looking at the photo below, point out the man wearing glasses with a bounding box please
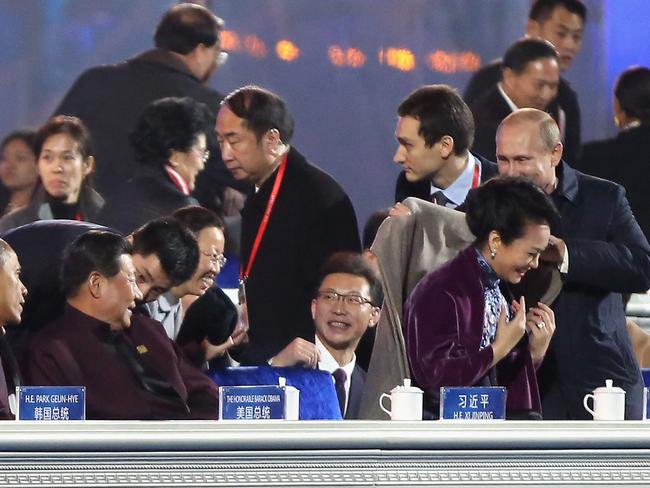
[144,207,246,369]
[271,252,381,419]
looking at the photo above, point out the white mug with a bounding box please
[379,378,423,420]
[583,379,626,421]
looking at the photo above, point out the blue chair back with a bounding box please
[209,366,342,420]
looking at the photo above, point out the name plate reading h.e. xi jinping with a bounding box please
[439,386,506,420]
[16,386,86,421]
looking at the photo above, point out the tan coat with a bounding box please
[358,198,474,419]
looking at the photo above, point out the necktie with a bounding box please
[431,190,451,207]
[332,368,347,417]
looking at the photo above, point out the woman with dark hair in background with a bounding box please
[97,97,212,234]
[0,130,39,216]
[403,177,559,419]
[0,116,102,232]
[578,66,650,238]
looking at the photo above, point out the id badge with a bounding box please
[238,278,250,332]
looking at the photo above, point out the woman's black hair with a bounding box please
[465,176,559,246]
[130,97,211,170]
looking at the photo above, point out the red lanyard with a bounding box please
[240,154,288,281]
[165,166,190,196]
[471,160,481,189]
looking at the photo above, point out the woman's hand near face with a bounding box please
[525,302,556,365]
[490,296,527,367]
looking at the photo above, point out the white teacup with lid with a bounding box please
[583,379,626,420]
[379,378,423,420]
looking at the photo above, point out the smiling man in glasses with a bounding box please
[270,252,381,419]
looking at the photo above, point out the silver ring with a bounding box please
[536,321,546,329]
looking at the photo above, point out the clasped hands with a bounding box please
[492,296,556,367]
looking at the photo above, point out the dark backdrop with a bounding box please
[1,0,647,230]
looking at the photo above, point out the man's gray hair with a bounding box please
[0,239,14,267]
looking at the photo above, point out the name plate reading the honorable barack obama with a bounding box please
[439,386,506,420]
[16,386,86,421]
[219,383,299,420]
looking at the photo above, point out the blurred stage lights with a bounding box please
[276,40,300,62]
[378,47,416,71]
[220,30,241,52]
[244,35,267,58]
[426,50,481,73]
[220,30,481,72]
[328,46,366,68]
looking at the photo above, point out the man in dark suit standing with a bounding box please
[465,0,586,164]
[393,85,497,207]
[496,108,650,419]
[215,85,360,366]
[54,3,243,214]
[469,39,560,161]
[24,231,218,420]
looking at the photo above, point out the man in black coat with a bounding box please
[53,3,243,211]
[469,39,560,162]
[497,108,650,420]
[215,85,361,365]
[393,85,497,207]
[465,0,586,164]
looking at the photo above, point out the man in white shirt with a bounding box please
[470,38,560,161]
[271,252,380,419]
[393,85,498,208]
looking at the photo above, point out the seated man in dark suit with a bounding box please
[578,66,650,239]
[496,108,650,419]
[469,39,560,161]
[394,85,497,206]
[0,239,28,419]
[271,252,381,419]
[24,231,218,420]
[465,0,586,164]
[2,217,199,360]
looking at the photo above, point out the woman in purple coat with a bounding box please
[404,177,560,419]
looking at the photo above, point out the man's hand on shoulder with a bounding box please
[540,235,566,266]
[389,202,411,217]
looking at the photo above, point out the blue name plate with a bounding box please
[439,386,507,420]
[16,386,86,421]
[219,385,285,420]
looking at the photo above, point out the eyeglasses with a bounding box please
[201,249,227,267]
[317,290,373,307]
[216,51,228,67]
[191,145,210,163]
